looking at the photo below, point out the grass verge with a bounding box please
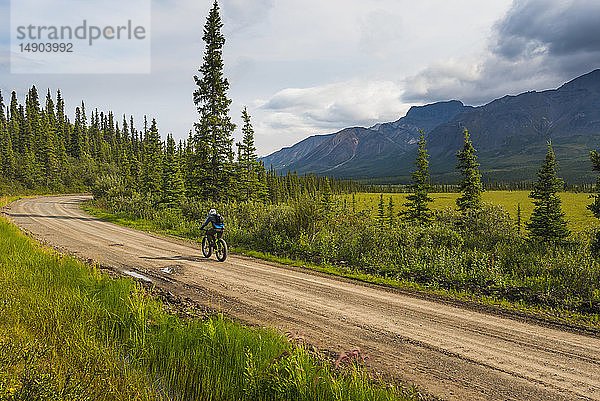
[0,196,422,401]
[80,202,600,331]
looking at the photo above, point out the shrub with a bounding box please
[91,173,131,200]
[434,203,518,250]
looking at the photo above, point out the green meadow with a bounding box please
[346,191,597,232]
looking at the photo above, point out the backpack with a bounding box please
[214,213,224,226]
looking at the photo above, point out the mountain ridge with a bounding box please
[261,69,600,183]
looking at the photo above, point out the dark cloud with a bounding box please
[403,0,600,105]
[495,0,600,59]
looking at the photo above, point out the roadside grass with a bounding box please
[80,200,600,330]
[0,197,421,401]
[346,191,596,232]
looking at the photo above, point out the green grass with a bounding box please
[0,197,421,401]
[346,191,596,232]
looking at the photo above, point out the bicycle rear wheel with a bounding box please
[201,236,212,258]
[215,238,228,262]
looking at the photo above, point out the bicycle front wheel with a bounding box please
[215,238,228,262]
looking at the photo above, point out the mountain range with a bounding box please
[261,69,600,183]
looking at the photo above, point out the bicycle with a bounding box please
[201,229,228,262]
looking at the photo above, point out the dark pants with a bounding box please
[206,228,223,246]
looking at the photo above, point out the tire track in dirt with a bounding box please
[4,195,600,401]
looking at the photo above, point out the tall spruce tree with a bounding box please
[403,131,433,223]
[191,0,235,200]
[456,128,483,213]
[526,141,569,241]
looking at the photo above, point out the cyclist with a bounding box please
[200,209,224,247]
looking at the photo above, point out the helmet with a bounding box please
[209,209,217,215]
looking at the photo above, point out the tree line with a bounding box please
[0,86,362,203]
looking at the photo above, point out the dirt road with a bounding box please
[4,195,600,400]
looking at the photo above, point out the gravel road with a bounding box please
[4,195,600,401]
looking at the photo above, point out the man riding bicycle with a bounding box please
[200,209,224,247]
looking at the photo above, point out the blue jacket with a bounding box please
[201,214,224,230]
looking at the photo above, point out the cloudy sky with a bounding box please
[1,0,600,155]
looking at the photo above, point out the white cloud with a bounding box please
[252,79,410,155]
[358,10,403,60]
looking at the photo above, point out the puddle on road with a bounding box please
[160,265,182,274]
[124,270,153,282]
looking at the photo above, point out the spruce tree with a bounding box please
[182,131,195,197]
[162,134,186,205]
[588,149,600,219]
[55,90,68,177]
[21,88,42,187]
[403,131,433,223]
[516,203,522,234]
[320,177,333,215]
[387,196,395,226]
[72,107,84,158]
[377,193,386,228]
[8,92,23,155]
[39,109,59,188]
[0,90,15,178]
[141,118,163,195]
[526,141,569,241]
[456,128,483,213]
[586,149,600,250]
[255,162,270,202]
[25,86,41,157]
[236,107,263,201]
[190,0,235,200]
